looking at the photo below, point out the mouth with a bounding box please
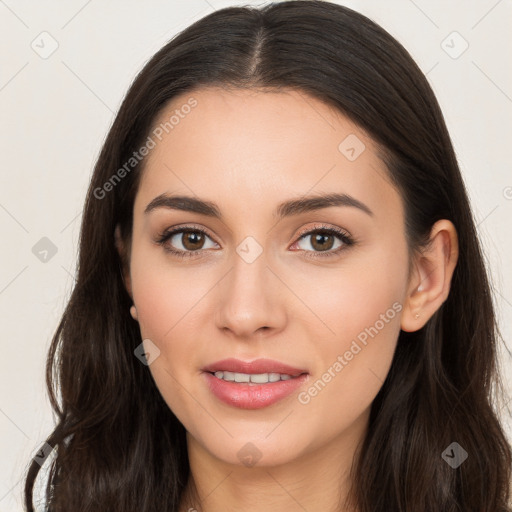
[201,357,308,377]
[205,370,306,385]
[201,358,309,409]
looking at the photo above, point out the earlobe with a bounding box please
[400,219,459,333]
[400,277,428,332]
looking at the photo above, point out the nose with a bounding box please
[214,244,287,339]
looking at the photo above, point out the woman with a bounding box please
[24,1,512,510]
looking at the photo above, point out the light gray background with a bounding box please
[1,1,511,510]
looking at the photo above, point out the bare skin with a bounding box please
[115,87,459,512]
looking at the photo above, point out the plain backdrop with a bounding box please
[0,0,511,510]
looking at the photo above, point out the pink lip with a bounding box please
[201,358,307,376]
[203,372,309,409]
[201,358,309,409]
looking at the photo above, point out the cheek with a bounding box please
[292,294,402,451]
[129,244,211,340]
[294,245,406,347]
[293,246,406,417]
[129,255,207,420]
[129,248,215,405]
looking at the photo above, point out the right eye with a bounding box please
[156,226,219,258]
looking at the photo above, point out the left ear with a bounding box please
[400,219,459,332]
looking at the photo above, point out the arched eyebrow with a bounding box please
[144,192,374,219]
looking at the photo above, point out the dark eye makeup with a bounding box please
[154,222,356,261]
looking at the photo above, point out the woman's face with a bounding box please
[126,86,412,467]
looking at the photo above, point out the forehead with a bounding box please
[135,87,402,223]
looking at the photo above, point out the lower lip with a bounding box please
[203,372,309,409]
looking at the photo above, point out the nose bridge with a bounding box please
[229,238,271,310]
[215,235,283,335]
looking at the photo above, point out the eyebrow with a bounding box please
[144,192,374,219]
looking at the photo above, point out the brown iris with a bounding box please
[309,232,335,251]
[181,230,206,251]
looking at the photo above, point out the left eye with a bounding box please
[293,230,346,253]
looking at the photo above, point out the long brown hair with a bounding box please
[24,1,511,510]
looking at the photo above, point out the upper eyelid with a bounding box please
[295,224,350,238]
[158,223,351,246]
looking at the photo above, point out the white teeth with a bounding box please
[212,371,297,384]
[251,373,273,384]
[234,372,250,383]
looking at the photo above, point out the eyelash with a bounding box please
[155,223,355,260]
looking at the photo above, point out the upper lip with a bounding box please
[202,358,308,377]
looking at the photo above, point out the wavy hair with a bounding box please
[24,1,511,510]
